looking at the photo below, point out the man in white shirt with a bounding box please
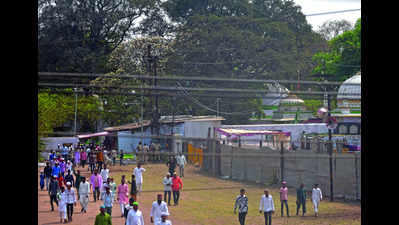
[162,173,173,206]
[100,165,110,200]
[150,194,169,224]
[126,202,145,225]
[57,186,67,223]
[134,163,146,195]
[79,176,90,213]
[176,153,187,177]
[156,212,172,225]
[259,189,275,225]
[65,182,77,222]
[311,184,323,217]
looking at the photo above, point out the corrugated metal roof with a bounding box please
[103,116,225,132]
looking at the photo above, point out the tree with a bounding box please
[91,36,176,126]
[312,18,361,82]
[160,0,326,123]
[317,19,353,41]
[38,0,157,73]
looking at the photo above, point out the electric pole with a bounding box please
[328,92,334,202]
[147,44,160,138]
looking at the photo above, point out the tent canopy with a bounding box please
[216,128,290,138]
[77,131,110,139]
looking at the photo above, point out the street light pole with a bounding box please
[328,91,334,202]
[74,87,78,135]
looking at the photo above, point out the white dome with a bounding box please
[337,72,361,100]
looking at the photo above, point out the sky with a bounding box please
[293,0,361,31]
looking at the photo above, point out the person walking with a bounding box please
[156,212,172,225]
[279,181,289,217]
[57,186,68,223]
[60,159,66,178]
[176,153,187,178]
[74,150,80,168]
[166,157,176,176]
[97,149,104,171]
[89,150,97,174]
[39,171,45,191]
[48,175,59,211]
[128,174,137,201]
[124,198,136,224]
[103,185,114,216]
[259,189,275,225]
[44,161,52,190]
[296,183,307,216]
[81,149,87,168]
[234,189,248,225]
[52,161,61,178]
[100,164,110,184]
[311,184,322,217]
[74,170,82,197]
[110,177,117,202]
[90,170,103,202]
[126,202,144,225]
[94,205,113,225]
[171,172,183,206]
[57,172,66,188]
[133,163,146,195]
[162,173,172,206]
[65,182,77,222]
[118,176,130,217]
[120,150,124,166]
[150,194,169,224]
[64,170,75,187]
[79,176,90,213]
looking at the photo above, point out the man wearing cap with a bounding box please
[279,181,289,217]
[150,194,169,224]
[57,186,68,223]
[171,172,183,206]
[162,173,172,206]
[156,212,172,225]
[65,182,77,222]
[126,202,144,225]
[48,175,59,211]
[94,205,112,225]
[79,176,90,213]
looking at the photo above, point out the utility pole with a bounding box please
[74,87,78,135]
[147,44,160,138]
[328,92,334,202]
[216,98,220,117]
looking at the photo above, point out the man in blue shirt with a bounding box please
[52,161,61,178]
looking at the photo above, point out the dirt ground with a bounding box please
[38,163,361,225]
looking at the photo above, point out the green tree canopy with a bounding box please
[312,18,361,81]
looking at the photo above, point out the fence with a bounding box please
[200,140,361,201]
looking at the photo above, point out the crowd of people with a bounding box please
[41,143,325,225]
[234,181,323,225]
[40,143,187,225]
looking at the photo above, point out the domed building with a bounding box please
[331,71,361,135]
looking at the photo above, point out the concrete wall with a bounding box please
[217,145,361,200]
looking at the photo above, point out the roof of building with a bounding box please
[103,115,225,132]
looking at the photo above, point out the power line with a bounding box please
[38,72,360,86]
[38,82,360,97]
[305,9,361,17]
